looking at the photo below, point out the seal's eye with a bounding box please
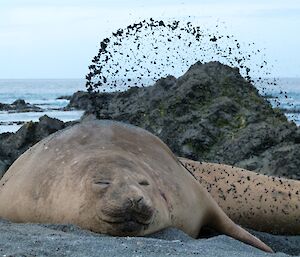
[139,180,149,186]
[94,180,111,188]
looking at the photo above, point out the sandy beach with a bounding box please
[0,219,299,257]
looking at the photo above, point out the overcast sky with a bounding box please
[0,0,299,79]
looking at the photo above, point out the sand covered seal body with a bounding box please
[0,120,272,252]
[179,158,300,235]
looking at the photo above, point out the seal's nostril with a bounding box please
[129,196,143,207]
[139,180,149,186]
[136,196,143,203]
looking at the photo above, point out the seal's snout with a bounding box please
[99,184,155,234]
[128,195,145,211]
[126,194,154,224]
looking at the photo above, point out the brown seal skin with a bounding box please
[179,158,300,235]
[0,120,272,252]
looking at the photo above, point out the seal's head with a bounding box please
[84,153,171,236]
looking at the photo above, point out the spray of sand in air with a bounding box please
[86,18,292,117]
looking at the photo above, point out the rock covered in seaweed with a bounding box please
[68,61,300,179]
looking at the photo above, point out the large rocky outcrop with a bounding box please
[67,61,300,179]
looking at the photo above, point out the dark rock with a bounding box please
[0,115,70,176]
[67,61,300,179]
[12,99,26,106]
[0,160,9,179]
[258,144,300,179]
[35,115,65,141]
[56,95,72,100]
[0,99,42,113]
[66,91,93,110]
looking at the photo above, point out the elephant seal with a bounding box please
[0,120,272,252]
[179,158,300,235]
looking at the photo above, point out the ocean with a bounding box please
[258,78,300,126]
[0,79,85,133]
[0,78,299,134]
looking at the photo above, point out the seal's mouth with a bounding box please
[99,201,155,230]
[101,217,152,226]
[97,194,155,234]
[99,215,153,234]
[97,207,155,233]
